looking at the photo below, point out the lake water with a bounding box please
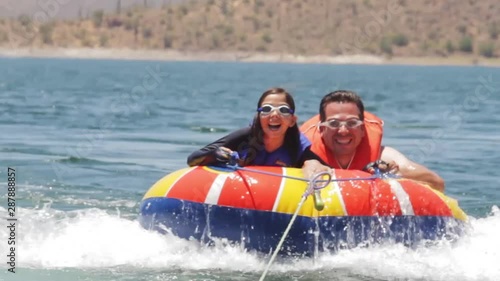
[1,58,499,280]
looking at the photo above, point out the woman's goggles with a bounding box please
[319,119,363,129]
[257,104,294,116]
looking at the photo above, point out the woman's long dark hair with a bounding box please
[243,88,301,166]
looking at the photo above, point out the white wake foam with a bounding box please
[0,206,498,281]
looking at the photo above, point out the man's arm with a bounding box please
[380,146,445,192]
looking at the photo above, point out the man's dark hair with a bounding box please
[319,90,365,121]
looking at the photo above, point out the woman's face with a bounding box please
[258,93,297,139]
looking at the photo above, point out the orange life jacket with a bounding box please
[299,111,384,170]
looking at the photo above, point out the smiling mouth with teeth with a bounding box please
[269,124,282,130]
[336,138,352,145]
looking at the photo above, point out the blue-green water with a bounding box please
[1,58,499,281]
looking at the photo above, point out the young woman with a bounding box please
[187,88,328,175]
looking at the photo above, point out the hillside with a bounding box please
[0,0,499,60]
[0,0,172,19]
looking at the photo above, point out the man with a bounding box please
[300,90,445,192]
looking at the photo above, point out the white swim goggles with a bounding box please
[319,118,364,129]
[257,104,294,116]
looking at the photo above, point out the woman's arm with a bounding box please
[187,127,251,166]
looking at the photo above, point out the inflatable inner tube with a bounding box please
[139,166,468,255]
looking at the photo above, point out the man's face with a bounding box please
[320,102,365,158]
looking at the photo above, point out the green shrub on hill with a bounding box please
[39,23,54,45]
[0,30,8,43]
[488,23,499,40]
[479,41,495,57]
[445,40,455,54]
[92,10,104,28]
[99,34,109,47]
[458,36,473,53]
[392,33,409,47]
[163,35,173,48]
[380,37,392,55]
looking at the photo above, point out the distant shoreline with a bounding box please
[1,48,500,67]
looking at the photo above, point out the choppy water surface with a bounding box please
[1,58,499,280]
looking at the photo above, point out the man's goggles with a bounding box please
[319,119,363,129]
